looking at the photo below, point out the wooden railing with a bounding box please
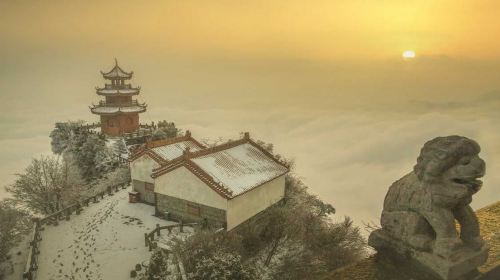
[142,222,199,280]
[100,84,135,90]
[138,122,157,130]
[22,180,130,279]
[78,122,171,141]
[123,123,158,144]
[123,129,153,139]
[95,100,145,107]
[77,122,172,135]
[81,122,101,130]
[143,221,200,252]
[22,219,41,280]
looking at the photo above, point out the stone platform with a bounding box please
[369,229,489,280]
[324,201,500,280]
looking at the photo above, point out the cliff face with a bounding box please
[324,201,500,280]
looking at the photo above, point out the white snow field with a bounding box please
[36,186,176,280]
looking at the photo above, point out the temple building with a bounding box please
[129,132,289,230]
[90,60,147,136]
[129,131,206,204]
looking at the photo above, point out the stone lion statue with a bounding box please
[377,135,486,258]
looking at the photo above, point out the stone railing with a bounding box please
[22,181,130,280]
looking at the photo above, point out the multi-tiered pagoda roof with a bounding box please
[90,60,147,115]
[95,60,141,96]
[101,62,133,79]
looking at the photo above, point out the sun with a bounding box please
[402,50,416,59]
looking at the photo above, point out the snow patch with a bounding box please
[36,187,176,280]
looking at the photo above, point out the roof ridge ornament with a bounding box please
[100,59,133,80]
[183,147,191,158]
[243,132,250,140]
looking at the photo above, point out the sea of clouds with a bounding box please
[160,103,500,226]
[1,101,500,231]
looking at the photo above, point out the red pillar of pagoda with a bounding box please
[90,60,147,136]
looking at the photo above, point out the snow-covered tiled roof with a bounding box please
[101,60,133,79]
[120,106,146,113]
[152,141,204,161]
[91,106,119,114]
[129,131,206,164]
[190,143,288,196]
[96,88,140,95]
[90,105,146,115]
[152,135,289,199]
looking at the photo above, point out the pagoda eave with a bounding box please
[90,106,147,115]
[101,74,133,80]
[100,63,133,79]
[96,90,140,96]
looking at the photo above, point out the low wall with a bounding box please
[156,193,226,228]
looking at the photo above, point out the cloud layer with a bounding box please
[2,97,500,231]
[148,103,500,226]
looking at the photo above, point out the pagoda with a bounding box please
[90,60,147,136]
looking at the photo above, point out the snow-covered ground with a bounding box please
[2,234,30,280]
[157,226,194,250]
[37,186,176,280]
[133,225,194,280]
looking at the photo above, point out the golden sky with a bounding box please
[2,0,500,60]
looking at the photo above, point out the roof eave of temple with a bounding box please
[95,88,141,96]
[100,60,133,79]
[100,69,133,80]
[90,105,147,115]
[90,109,147,116]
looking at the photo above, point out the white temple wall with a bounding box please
[226,175,286,230]
[154,166,228,210]
[130,154,158,183]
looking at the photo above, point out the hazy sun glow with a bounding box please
[402,50,416,59]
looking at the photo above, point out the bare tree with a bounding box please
[6,155,84,215]
[0,201,31,263]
